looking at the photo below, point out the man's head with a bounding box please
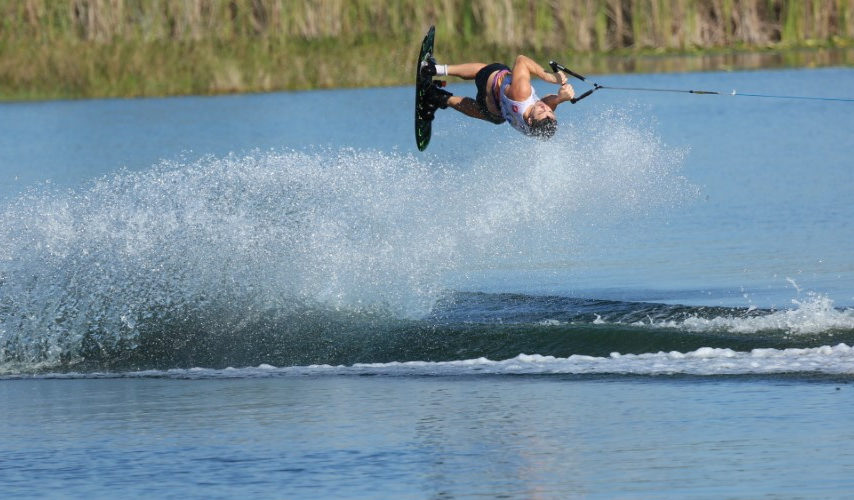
[527,101,557,139]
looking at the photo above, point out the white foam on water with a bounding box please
[259,343,854,376]
[14,343,853,379]
[646,293,854,335]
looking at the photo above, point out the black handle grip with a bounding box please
[570,88,595,104]
[549,60,587,82]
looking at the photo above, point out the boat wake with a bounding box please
[3,112,848,377]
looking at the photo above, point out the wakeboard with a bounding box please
[415,25,445,151]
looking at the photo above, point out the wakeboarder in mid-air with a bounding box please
[421,54,576,139]
[415,25,576,151]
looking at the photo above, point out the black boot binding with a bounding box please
[425,83,452,109]
[420,55,438,79]
[417,54,453,122]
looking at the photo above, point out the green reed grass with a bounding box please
[2,0,854,100]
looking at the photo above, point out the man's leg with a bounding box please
[447,96,486,120]
[426,62,492,121]
[447,63,487,80]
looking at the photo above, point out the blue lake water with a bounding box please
[2,67,854,497]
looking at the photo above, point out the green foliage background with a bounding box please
[2,0,853,100]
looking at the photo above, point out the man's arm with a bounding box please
[507,55,566,101]
[541,83,576,111]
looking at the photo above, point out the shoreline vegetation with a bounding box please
[2,0,854,101]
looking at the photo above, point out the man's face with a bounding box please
[528,101,555,124]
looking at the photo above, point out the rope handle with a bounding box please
[549,61,599,104]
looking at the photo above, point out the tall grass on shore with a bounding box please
[2,0,854,100]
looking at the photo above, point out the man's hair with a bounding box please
[530,116,557,140]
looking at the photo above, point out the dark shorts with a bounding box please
[475,63,509,124]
